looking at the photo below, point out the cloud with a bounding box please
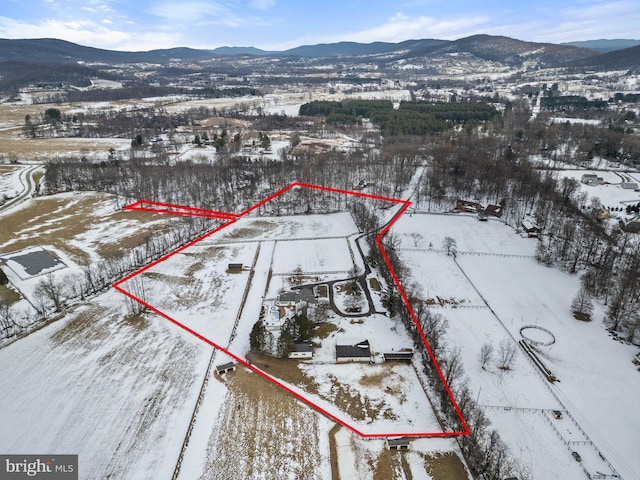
[483,0,640,42]
[250,0,275,9]
[0,16,181,51]
[328,12,490,43]
[147,1,271,28]
[148,1,228,23]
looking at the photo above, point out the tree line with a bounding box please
[299,99,500,135]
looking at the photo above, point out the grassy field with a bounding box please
[0,103,138,160]
[0,192,187,263]
[200,366,325,480]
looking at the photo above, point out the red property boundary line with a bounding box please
[123,199,239,220]
[113,182,469,438]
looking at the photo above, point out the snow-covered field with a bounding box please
[395,212,640,479]
[271,237,354,274]
[554,169,640,212]
[0,165,26,200]
[120,242,257,345]
[0,290,209,479]
[210,212,358,242]
[394,213,535,256]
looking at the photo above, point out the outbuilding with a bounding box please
[385,437,411,451]
[521,219,542,238]
[289,342,313,359]
[336,340,371,363]
[228,263,243,272]
[485,204,503,218]
[215,362,236,375]
[383,350,414,362]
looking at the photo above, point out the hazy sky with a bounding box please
[1,0,639,51]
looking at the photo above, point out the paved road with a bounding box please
[0,164,42,213]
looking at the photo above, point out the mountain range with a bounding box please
[0,35,638,71]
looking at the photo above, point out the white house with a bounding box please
[288,342,313,359]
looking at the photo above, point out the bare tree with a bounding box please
[442,346,465,388]
[418,309,448,361]
[496,338,517,370]
[479,342,493,370]
[409,233,424,248]
[33,274,64,313]
[125,277,148,316]
[289,266,304,287]
[571,286,594,321]
[0,300,18,338]
[442,236,457,256]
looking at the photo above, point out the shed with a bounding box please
[621,182,639,190]
[521,219,542,238]
[385,437,411,451]
[336,340,371,363]
[289,342,313,359]
[228,263,243,272]
[215,362,236,375]
[384,350,414,362]
[485,204,503,217]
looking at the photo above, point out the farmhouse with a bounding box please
[384,437,411,451]
[288,342,313,359]
[581,173,604,185]
[521,219,542,238]
[336,339,371,363]
[215,362,236,375]
[275,289,317,318]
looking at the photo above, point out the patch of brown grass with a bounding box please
[573,311,592,322]
[0,165,22,174]
[328,374,393,422]
[315,321,337,339]
[369,277,382,292]
[423,452,469,480]
[359,372,386,387]
[372,449,404,480]
[0,284,21,304]
[246,351,318,394]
